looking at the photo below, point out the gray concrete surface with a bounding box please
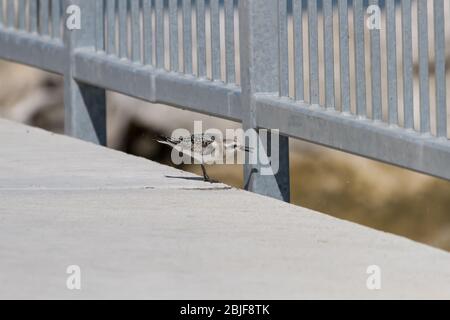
[0,118,449,299]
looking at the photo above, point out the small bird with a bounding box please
[156,134,252,183]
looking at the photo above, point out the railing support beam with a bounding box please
[239,0,290,202]
[63,0,106,146]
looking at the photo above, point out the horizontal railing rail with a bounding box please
[0,0,449,202]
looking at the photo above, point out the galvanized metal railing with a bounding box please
[0,0,449,203]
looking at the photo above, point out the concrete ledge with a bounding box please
[0,119,449,299]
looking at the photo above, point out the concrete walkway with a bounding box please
[0,118,449,299]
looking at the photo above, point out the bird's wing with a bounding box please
[171,143,207,164]
[158,136,215,162]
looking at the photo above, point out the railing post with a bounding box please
[63,0,106,145]
[239,0,290,202]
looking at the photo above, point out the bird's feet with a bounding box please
[201,165,218,184]
[203,175,219,184]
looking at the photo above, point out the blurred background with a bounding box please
[1,59,450,252]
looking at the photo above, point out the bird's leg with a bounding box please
[201,164,216,183]
[201,164,210,182]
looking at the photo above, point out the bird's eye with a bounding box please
[211,136,215,141]
[179,136,183,141]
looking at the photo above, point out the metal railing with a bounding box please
[0,0,449,203]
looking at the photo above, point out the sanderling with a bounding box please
[156,134,252,183]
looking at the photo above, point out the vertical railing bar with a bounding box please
[369,0,382,121]
[323,0,335,109]
[131,0,141,62]
[386,0,398,125]
[210,0,221,80]
[106,0,116,55]
[434,0,447,137]
[0,0,3,26]
[338,0,350,113]
[118,0,127,59]
[224,0,235,83]
[401,0,414,129]
[39,0,49,35]
[7,0,15,28]
[169,0,178,71]
[143,0,152,65]
[293,0,304,101]
[30,0,38,32]
[278,0,288,97]
[63,0,107,146]
[18,0,26,30]
[418,0,430,133]
[51,0,61,38]
[196,0,206,77]
[95,0,104,51]
[338,0,351,113]
[239,0,290,202]
[354,0,366,116]
[182,0,192,74]
[308,0,319,105]
[155,0,164,68]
